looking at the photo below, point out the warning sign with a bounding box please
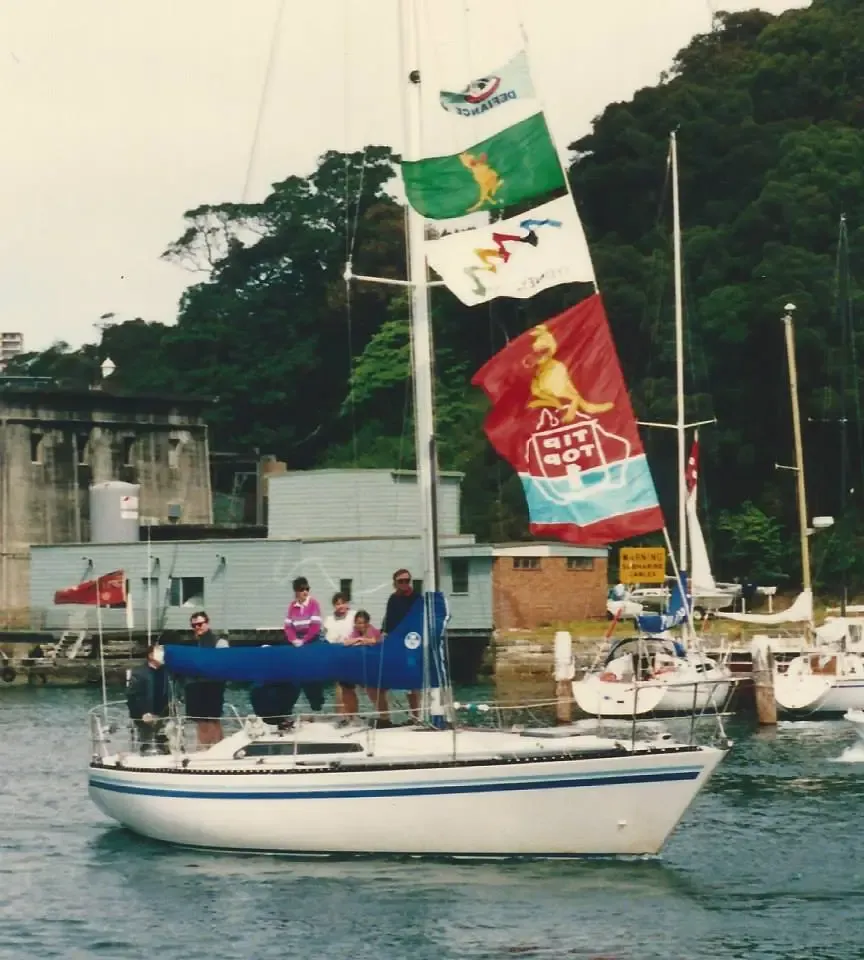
[619,547,666,584]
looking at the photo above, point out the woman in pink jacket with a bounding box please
[283,576,325,714]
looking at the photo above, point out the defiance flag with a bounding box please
[439,50,535,118]
[401,113,564,220]
[425,196,594,306]
[54,570,127,607]
[471,294,664,545]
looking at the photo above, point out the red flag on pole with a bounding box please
[54,570,127,607]
[471,293,664,545]
[686,432,699,497]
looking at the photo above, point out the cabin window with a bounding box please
[168,437,182,469]
[412,579,423,595]
[567,557,594,571]
[168,576,204,608]
[76,432,90,465]
[513,557,540,570]
[339,578,353,601]
[450,558,470,595]
[141,576,159,599]
[30,431,44,464]
[122,436,135,466]
[236,742,364,757]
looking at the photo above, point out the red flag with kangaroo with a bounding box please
[54,570,127,607]
[471,294,664,545]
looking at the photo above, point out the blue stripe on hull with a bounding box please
[89,767,701,801]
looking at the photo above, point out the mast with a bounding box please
[838,215,850,617]
[671,131,687,570]
[783,306,811,596]
[398,0,440,595]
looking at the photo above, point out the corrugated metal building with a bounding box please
[29,469,607,634]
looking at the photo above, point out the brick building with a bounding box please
[491,544,607,629]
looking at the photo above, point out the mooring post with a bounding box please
[751,636,777,725]
[554,630,574,724]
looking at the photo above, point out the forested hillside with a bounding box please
[12,0,864,591]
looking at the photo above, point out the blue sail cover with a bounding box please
[164,593,448,689]
[635,572,690,636]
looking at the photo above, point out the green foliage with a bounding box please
[18,0,864,591]
[715,502,790,584]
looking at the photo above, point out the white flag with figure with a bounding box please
[425,196,595,306]
[439,50,535,117]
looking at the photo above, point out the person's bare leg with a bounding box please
[341,684,359,715]
[407,690,420,719]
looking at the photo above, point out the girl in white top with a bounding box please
[322,592,356,644]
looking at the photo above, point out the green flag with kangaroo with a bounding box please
[401,112,564,220]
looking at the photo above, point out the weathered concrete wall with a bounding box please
[0,387,211,626]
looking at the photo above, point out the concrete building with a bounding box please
[0,333,24,369]
[29,469,607,635]
[1,383,212,626]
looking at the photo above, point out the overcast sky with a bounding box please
[0,0,808,352]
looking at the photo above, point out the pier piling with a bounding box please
[554,631,574,724]
[751,636,777,725]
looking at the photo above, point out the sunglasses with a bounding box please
[191,620,207,628]
[395,577,411,584]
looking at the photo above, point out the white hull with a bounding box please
[775,651,864,716]
[572,673,733,718]
[88,724,725,856]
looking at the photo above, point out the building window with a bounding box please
[450,558,470,595]
[122,436,135,466]
[76,432,90,465]
[168,576,204,608]
[340,578,353,601]
[168,438,181,469]
[567,557,594,571]
[412,579,423,595]
[513,557,540,570]
[141,576,159,599]
[30,431,44,464]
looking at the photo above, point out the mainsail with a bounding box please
[685,433,717,592]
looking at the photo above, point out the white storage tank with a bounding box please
[89,481,140,543]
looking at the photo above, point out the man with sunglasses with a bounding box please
[185,611,229,746]
[378,569,421,721]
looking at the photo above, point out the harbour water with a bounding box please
[2,687,864,959]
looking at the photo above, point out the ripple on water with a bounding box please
[1,692,864,959]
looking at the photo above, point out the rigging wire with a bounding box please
[240,0,286,203]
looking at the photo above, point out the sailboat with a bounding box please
[572,133,734,719]
[87,2,727,856]
[722,265,864,717]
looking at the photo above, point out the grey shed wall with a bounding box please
[267,470,462,539]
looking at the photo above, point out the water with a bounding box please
[2,688,864,960]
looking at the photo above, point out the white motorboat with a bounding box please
[88,708,725,857]
[572,635,733,718]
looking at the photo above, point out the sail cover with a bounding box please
[717,589,813,625]
[635,572,690,634]
[164,594,448,688]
